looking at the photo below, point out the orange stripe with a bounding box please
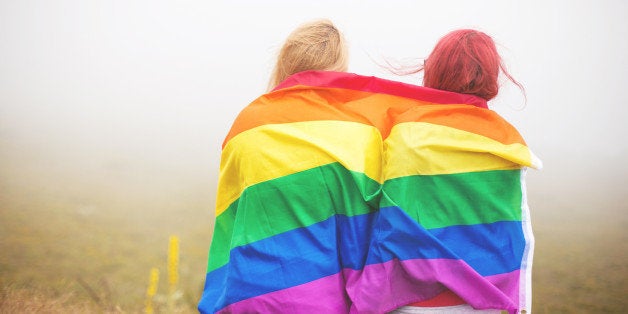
[223,87,413,147]
[224,87,525,147]
[395,105,527,145]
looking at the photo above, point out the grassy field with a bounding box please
[0,165,626,313]
[528,178,627,313]
[0,156,213,313]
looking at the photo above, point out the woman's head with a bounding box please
[268,19,348,90]
[423,29,522,101]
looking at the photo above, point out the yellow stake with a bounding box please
[168,235,180,311]
[144,267,159,314]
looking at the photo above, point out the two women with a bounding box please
[199,20,540,314]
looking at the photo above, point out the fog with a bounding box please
[1,0,627,238]
[1,1,627,311]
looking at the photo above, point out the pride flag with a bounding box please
[198,71,541,314]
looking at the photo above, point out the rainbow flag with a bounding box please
[198,71,541,314]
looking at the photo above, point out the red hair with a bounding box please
[423,29,523,101]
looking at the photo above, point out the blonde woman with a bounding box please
[198,19,351,313]
[267,19,348,90]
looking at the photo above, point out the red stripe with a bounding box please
[274,70,488,109]
[409,289,465,306]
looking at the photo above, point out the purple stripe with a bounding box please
[217,273,350,314]
[343,259,519,313]
[485,270,521,308]
[216,260,520,313]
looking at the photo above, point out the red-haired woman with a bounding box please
[392,29,528,314]
[423,28,524,101]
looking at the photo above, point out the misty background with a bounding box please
[1,0,626,312]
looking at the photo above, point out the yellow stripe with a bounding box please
[216,121,383,215]
[384,122,534,179]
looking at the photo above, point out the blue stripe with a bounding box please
[202,214,369,311]
[429,220,525,275]
[201,207,524,311]
[367,206,525,275]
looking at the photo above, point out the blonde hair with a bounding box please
[268,19,348,90]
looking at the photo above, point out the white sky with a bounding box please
[1,0,627,202]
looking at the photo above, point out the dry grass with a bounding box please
[529,185,628,313]
[0,160,626,313]
[0,164,211,313]
[0,285,117,314]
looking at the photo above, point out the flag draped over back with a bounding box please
[198,71,541,314]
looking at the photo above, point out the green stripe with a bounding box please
[207,162,381,272]
[381,169,522,229]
